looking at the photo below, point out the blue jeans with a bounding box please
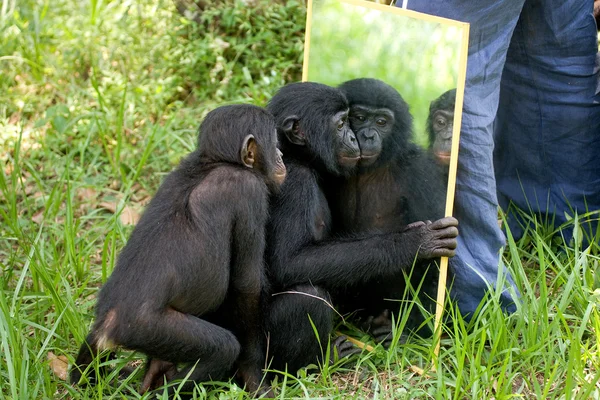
[399,0,600,316]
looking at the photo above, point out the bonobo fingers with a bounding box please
[368,309,390,326]
[421,231,458,259]
[428,216,458,230]
[363,309,393,349]
[330,335,361,364]
[434,225,459,239]
[371,325,393,349]
[403,220,426,230]
[430,238,459,258]
[332,335,357,355]
[371,326,410,349]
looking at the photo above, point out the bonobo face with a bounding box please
[332,110,361,168]
[266,131,287,188]
[431,109,454,165]
[348,105,395,167]
[273,148,287,186]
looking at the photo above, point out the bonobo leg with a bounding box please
[74,307,241,395]
[265,284,357,374]
[70,331,117,385]
[132,312,240,396]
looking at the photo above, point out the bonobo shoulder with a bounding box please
[277,162,319,195]
[270,162,321,219]
[283,162,316,181]
[190,165,268,206]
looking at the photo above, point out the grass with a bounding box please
[1,0,599,398]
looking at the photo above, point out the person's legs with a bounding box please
[494,0,600,243]
[398,1,524,315]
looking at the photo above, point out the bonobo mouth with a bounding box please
[339,155,361,167]
[360,154,379,160]
[359,152,380,166]
[275,171,287,185]
[435,152,451,165]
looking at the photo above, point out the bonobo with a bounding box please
[428,88,456,167]
[70,104,285,397]
[263,82,458,374]
[334,78,458,343]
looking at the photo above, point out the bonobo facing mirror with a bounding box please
[70,105,282,397]
[332,78,458,344]
[276,82,361,174]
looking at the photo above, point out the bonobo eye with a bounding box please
[337,120,345,131]
[436,117,447,127]
[355,115,366,122]
[375,118,387,126]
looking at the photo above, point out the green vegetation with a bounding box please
[1,0,599,399]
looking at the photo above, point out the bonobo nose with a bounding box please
[362,128,376,140]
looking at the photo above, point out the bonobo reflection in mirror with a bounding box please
[427,88,456,179]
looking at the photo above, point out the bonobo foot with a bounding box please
[235,364,274,398]
[255,384,275,398]
[139,358,178,394]
[363,309,409,349]
[364,309,393,348]
[403,216,459,259]
[329,335,361,365]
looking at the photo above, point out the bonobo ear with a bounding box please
[282,116,306,146]
[241,134,257,168]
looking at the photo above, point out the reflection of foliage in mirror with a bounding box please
[307,0,460,146]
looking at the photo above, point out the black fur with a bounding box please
[263,82,457,373]
[333,78,458,341]
[70,104,282,397]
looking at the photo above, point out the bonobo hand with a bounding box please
[401,216,458,259]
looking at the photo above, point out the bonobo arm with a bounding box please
[271,224,456,290]
[225,173,270,395]
[267,166,457,291]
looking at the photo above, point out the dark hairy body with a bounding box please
[332,78,458,341]
[70,105,285,397]
[263,82,458,374]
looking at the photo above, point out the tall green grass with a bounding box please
[1,0,599,398]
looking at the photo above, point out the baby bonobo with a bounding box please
[70,104,286,397]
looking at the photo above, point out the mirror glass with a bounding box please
[304,0,469,210]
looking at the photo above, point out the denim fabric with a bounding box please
[494,1,600,242]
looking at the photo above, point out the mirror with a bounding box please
[303,0,470,358]
[304,0,468,207]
